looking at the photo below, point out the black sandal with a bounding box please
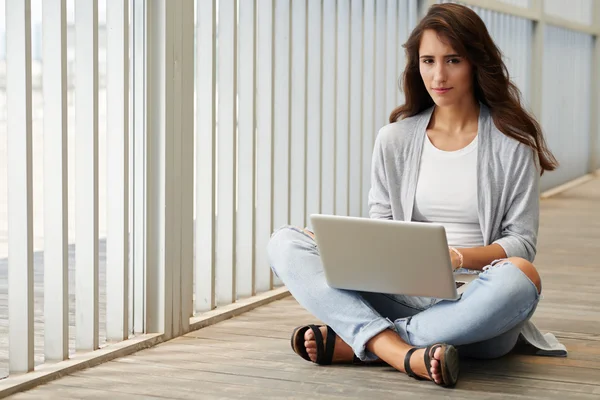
[290,324,363,365]
[403,344,460,388]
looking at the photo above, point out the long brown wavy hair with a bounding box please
[390,3,558,174]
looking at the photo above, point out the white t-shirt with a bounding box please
[412,133,485,248]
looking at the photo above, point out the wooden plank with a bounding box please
[106,0,130,342]
[116,346,600,397]
[89,359,444,398]
[254,0,275,292]
[236,0,257,299]
[42,0,69,362]
[305,0,323,229]
[55,367,350,399]
[107,355,599,399]
[75,0,100,351]
[29,376,171,400]
[7,0,34,374]
[196,0,217,312]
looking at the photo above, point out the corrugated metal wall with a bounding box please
[540,25,594,190]
[544,0,594,26]
[440,1,533,105]
[472,7,533,106]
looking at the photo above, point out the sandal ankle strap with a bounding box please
[403,347,421,379]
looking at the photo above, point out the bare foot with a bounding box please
[304,326,355,363]
[407,346,444,384]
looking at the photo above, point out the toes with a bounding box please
[432,373,442,384]
[305,341,317,350]
[304,330,314,341]
[433,347,443,360]
[430,359,439,369]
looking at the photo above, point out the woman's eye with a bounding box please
[422,59,433,64]
[447,58,461,64]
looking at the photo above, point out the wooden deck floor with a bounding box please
[7,177,600,399]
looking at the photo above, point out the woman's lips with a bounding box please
[432,88,452,94]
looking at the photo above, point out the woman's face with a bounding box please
[418,29,474,107]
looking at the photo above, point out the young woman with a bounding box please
[267,3,564,388]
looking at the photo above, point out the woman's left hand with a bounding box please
[449,247,461,270]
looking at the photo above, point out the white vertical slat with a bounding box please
[397,0,409,107]
[132,0,146,330]
[147,0,192,338]
[196,0,217,311]
[385,0,397,115]
[290,0,307,228]
[216,0,237,306]
[349,0,363,217]
[335,0,349,216]
[7,0,34,373]
[305,0,322,229]
[177,0,195,335]
[321,0,336,216]
[237,0,257,299]
[42,0,69,362]
[128,0,134,336]
[106,0,129,342]
[170,0,184,339]
[146,0,170,338]
[273,0,291,231]
[361,0,375,217]
[374,0,387,141]
[127,0,133,336]
[408,0,418,31]
[144,0,194,337]
[255,0,274,292]
[75,0,100,351]
[592,3,600,173]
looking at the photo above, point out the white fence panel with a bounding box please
[7,0,35,373]
[237,0,257,299]
[75,0,100,352]
[42,0,69,362]
[215,0,237,306]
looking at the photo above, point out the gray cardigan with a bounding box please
[368,104,566,356]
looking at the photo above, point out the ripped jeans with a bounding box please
[267,225,540,361]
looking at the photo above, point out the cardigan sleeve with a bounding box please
[368,132,393,220]
[492,143,540,262]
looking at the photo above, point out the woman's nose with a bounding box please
[433,65,448,85]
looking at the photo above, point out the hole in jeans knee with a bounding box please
[509,263,542,296]
[509,259,542,295]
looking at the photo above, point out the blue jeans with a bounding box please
[267,225,540,361]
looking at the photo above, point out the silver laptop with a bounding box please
[309,214,477,300]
